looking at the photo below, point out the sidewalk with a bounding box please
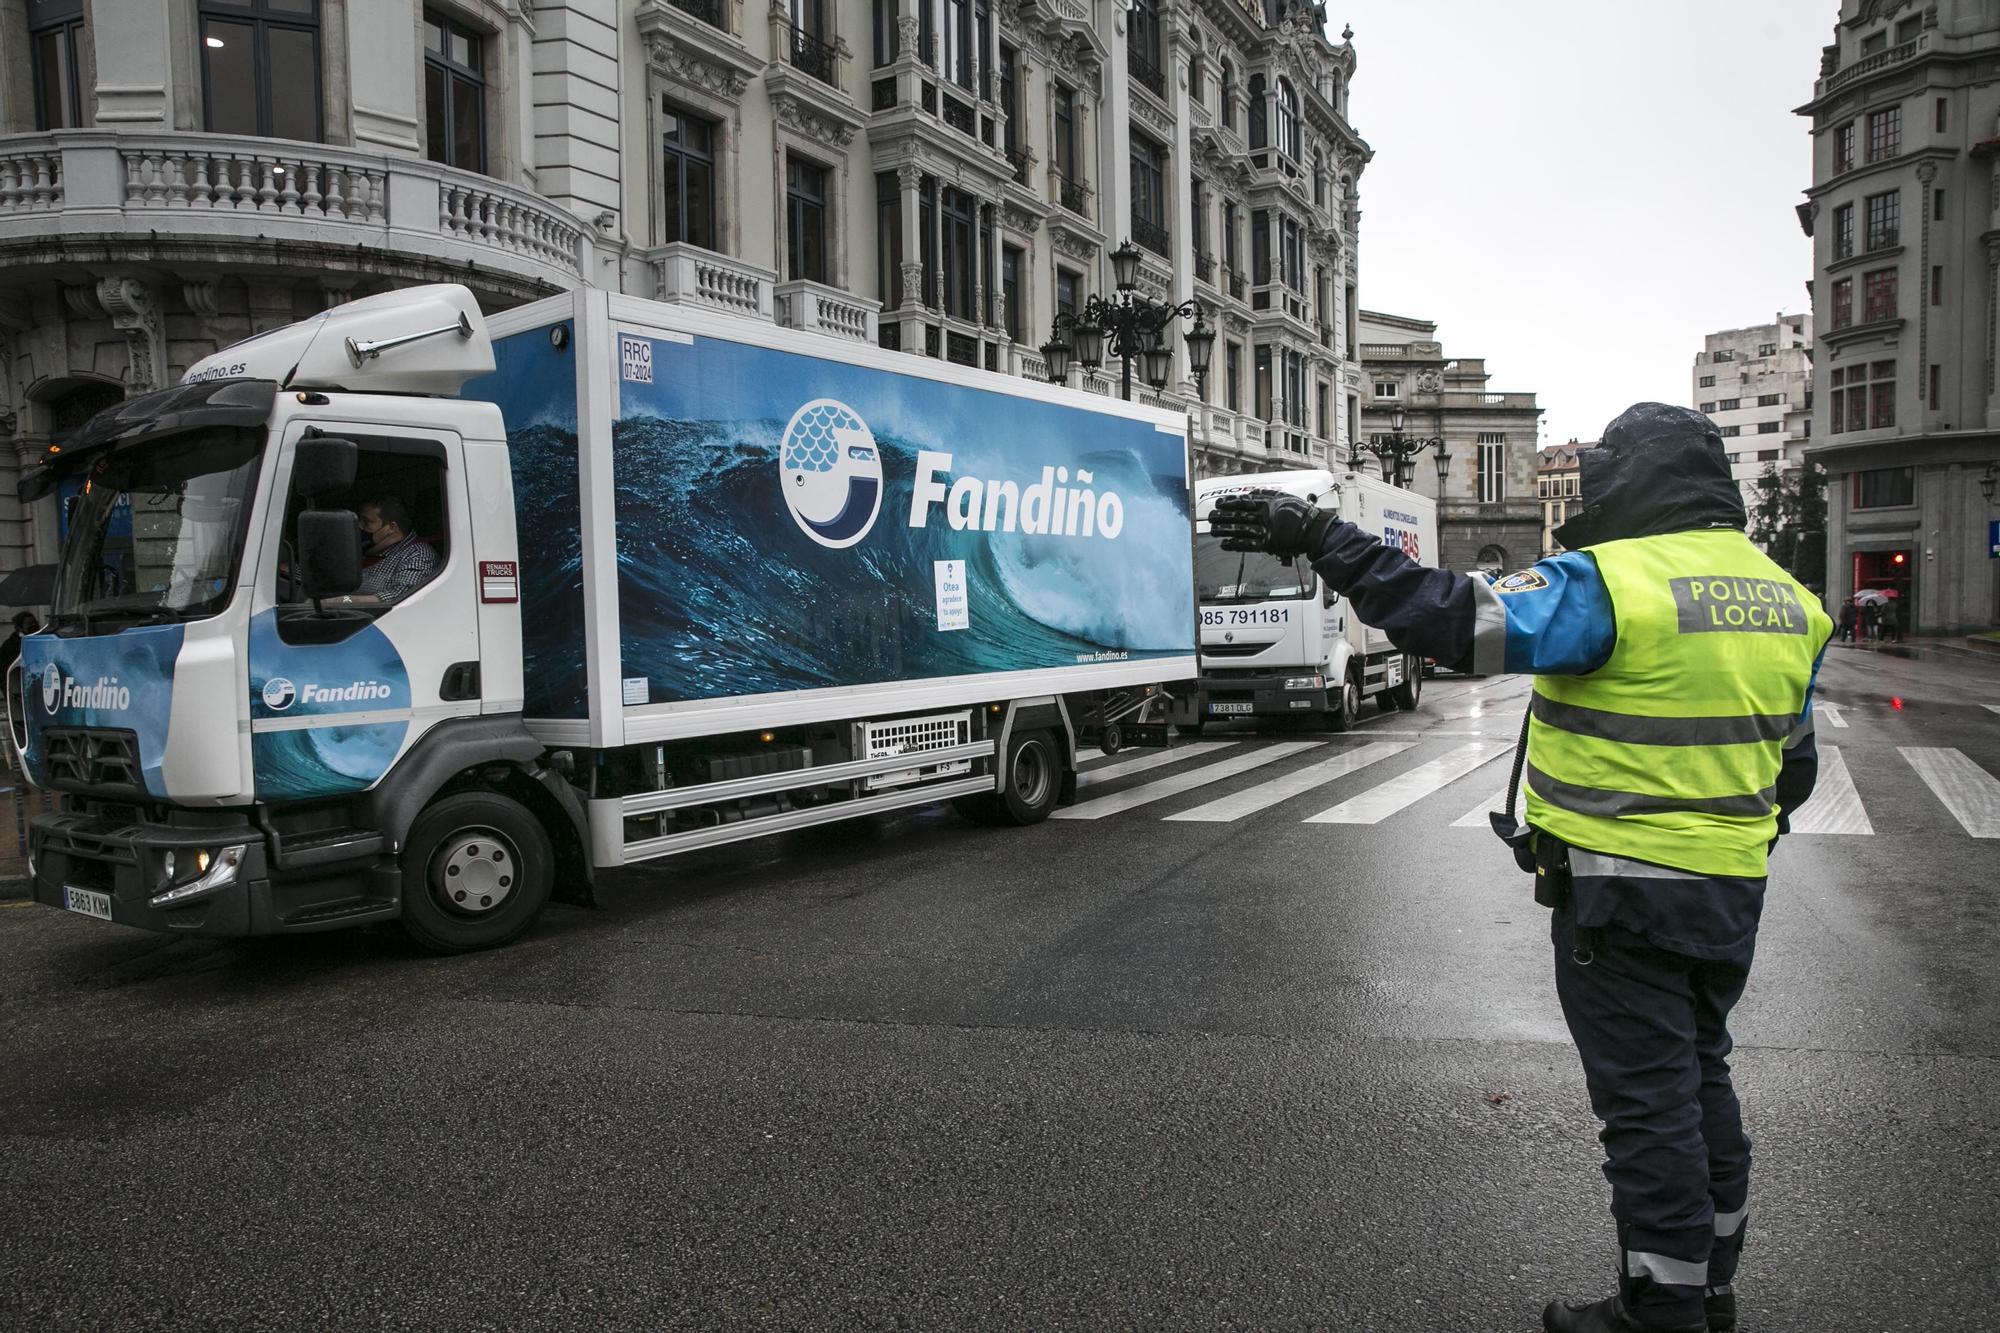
[1829,631,2000,667]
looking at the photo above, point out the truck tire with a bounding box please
[399,792,555,954]
[954,727,1063,827]
[1387,655,1422,712]
[1323,671,1362,733]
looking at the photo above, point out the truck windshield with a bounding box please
[50,428,264,633]
[1195,531,1312,603]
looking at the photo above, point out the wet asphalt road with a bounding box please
[2,649,1997,1332]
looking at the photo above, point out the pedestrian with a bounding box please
[1882,598,1901,643]
[1837,600,1855,643]
[1862,600,1879,642]
[1212,403,1831,1333]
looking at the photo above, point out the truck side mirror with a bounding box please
[297,509,363,601]
[293,436,358,499]
[1321,577,1339,608]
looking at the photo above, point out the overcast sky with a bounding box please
[1337,0,1832,448]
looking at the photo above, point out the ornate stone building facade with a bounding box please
[1357,309,1543,573]
[0,0,1370,578]
[1798,0,2000,633]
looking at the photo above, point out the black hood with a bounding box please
[1552,402,1747,549]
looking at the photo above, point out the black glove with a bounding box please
[1209,493,1342,559]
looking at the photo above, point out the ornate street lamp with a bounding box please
[1358,404,1447,489]
[1041,239,1214,400]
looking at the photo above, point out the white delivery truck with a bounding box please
[1190,469,1438,731]
[11,284,1198,951]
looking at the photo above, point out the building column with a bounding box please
[897,163,924,347]
[90,0,170,128]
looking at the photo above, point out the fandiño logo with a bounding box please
[780,399,883,549]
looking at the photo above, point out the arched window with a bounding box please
[1248,72,1266,149]
[1312,149,1325,207]
[1477,545,1510,572]
[1188,52,1203,103]
[1219,58,1235,131]
[1275,77,1300,159]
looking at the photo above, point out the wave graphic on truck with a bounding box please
[604,414,1193,706]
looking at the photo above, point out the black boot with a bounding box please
[1543,1295,1706,1333]
[1703,1285,1736,1331]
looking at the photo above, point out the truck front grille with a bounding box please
[41,727,144,794]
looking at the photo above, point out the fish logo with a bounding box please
[780,399,883,549]
[262,677,296,711]
[40,667,60,714]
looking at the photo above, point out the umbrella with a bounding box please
[0,563,55,607]
[1853,588,1898,605]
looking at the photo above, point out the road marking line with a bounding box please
[1899,747,2000,839]
[1053,742,1322,819]
[1076,741,1237,786]
[1452,775,1529,828]
[1984,704,2000,716]
[1788,746,1873,835]
[1818,702,1847,729]
[1164,742,1414,822]
[1303,742,1510,824]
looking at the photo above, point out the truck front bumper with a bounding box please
[1198,672,1327,717]
[29,808,270,936]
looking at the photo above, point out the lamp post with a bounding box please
[1357,405,1452,490]
[1041,239,1215,400]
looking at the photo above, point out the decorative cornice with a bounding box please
[768,82,864,148]
[639,6,762,100]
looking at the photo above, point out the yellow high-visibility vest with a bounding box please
[1526,529,1834,878]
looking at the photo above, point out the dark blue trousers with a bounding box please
[1552,902,1754,1326]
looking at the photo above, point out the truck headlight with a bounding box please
[149,844,245,907]
[1284,676,1324,691]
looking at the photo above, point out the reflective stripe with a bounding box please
[1469,578,1508,675]
[1531,694,1795,747]
[1568,848,1710,882]
[1624,1249,1709,1289]
[1528,762,1777,819]
[1714,1205,1748,1237]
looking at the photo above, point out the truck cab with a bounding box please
[10,287,588,950]
[1191,469,1435,731]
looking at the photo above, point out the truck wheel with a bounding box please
[1387,655,1422,712]
[1100,722,1124,755]
[1323,671,1362,733]
[399,792,554,954]
[954,727,1062,827]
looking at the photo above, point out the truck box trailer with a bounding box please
[11,284,1198,951]
[1191,470,1438,730]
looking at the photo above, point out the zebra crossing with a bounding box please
[1064,733,2000,838]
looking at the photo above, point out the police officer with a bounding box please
[1210,404,1831,1333]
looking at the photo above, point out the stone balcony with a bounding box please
[0,131,587,300]
[775,278,880,343]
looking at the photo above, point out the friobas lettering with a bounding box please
[908,450,1126,539]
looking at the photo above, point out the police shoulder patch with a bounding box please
[1494,569,1550,594]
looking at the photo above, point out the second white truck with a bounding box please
[1191,469,1439,731]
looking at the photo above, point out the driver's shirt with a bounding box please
[359,533,438,605]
